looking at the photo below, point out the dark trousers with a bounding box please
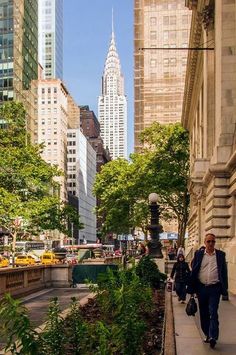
[197,283,221,340]
[175,281,187,301]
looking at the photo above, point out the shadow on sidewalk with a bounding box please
[173,293,236,355]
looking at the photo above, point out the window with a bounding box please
[170,16,176,25]
[163,58,169,67]
[150,59,156,68]
[163,31,168,41]
[169,31,176,40]
[168,3,176,10]
[150,31,157,40]
[182,30,188,40]
[150,17,156,26]
[182,15,188,25]
[163,16,169,26]
[150,0,156,8]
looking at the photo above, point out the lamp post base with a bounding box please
[147,239,163,259]
[152,258,165,273]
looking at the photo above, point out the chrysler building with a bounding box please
[98,19,127,160]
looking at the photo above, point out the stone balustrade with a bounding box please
[0,264,72,298]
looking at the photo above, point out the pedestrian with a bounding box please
[137,242,146,256]
[168,246,176,260]
[187,233,228,349]
[170,254,190,303]
[177,245,185,257]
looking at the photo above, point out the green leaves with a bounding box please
[0,293,39,355]
[94,122,190,243]
[0,102,82,239]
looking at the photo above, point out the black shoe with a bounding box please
[203,336,210,343]
[209,338,216,349]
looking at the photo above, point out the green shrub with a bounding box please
[136,255,167,289]
[39,297,65,355]
[0,293,39,354]
[64,297,89,354]
[0,263,164,354]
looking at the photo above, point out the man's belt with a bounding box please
[199,282,220,288]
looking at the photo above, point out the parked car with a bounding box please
[40,251,59,265]
[65,253,78,264]
[0,256,9,268]
[15,255,36,266]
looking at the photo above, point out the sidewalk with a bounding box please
[173,292,236,354]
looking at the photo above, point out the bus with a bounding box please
[15,241,46,257]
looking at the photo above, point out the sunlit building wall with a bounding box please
[0,0,38,141]
[134,0,191,150]
[37,79,68,201]
[67,129,97,243]
[38,0,63,79]
[98,27,127,160]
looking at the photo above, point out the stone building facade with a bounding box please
[134,0,191,151]
[182,0,236,293]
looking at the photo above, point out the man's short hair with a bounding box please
[205,233,216,239]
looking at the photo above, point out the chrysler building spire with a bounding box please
[98,14,127,160]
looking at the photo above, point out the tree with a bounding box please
[93,158,150,238]
[94,122,189,245]
[0,102,83,256]
[138,122,190,245]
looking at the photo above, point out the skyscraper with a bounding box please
[0,0,38,140]
[38,0,63,79]
[37,78,68,201]
[134,0,191,151]
[98,19,127,160]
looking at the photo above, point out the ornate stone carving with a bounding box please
[189,182,205,206]
[185,0,198,10]
[201,4,214,31]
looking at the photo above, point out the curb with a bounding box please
[163,289,176,355]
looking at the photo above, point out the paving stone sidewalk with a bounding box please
[173,292,236,354]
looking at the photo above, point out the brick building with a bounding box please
[80,105,111,172]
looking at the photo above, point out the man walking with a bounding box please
[187,233,228,349]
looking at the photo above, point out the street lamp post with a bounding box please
[71,222,74,246]
[147,193,163,258]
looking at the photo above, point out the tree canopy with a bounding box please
[93,122,189,245]
[0,102,83,245]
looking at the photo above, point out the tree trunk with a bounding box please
[12,230,17,267]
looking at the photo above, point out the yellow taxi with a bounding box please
[40,251,59,265]
[15,255,36,266]
[0,256,9,268]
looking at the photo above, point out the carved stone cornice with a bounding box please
[189,179,206,206]
[201,4,214,32]
[182,9,203,129]
[185,0,198,10]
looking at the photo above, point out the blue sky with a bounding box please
[63,0,134,155]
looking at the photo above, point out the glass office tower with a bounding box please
[0,0,38,139]
[38,0,63,79]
